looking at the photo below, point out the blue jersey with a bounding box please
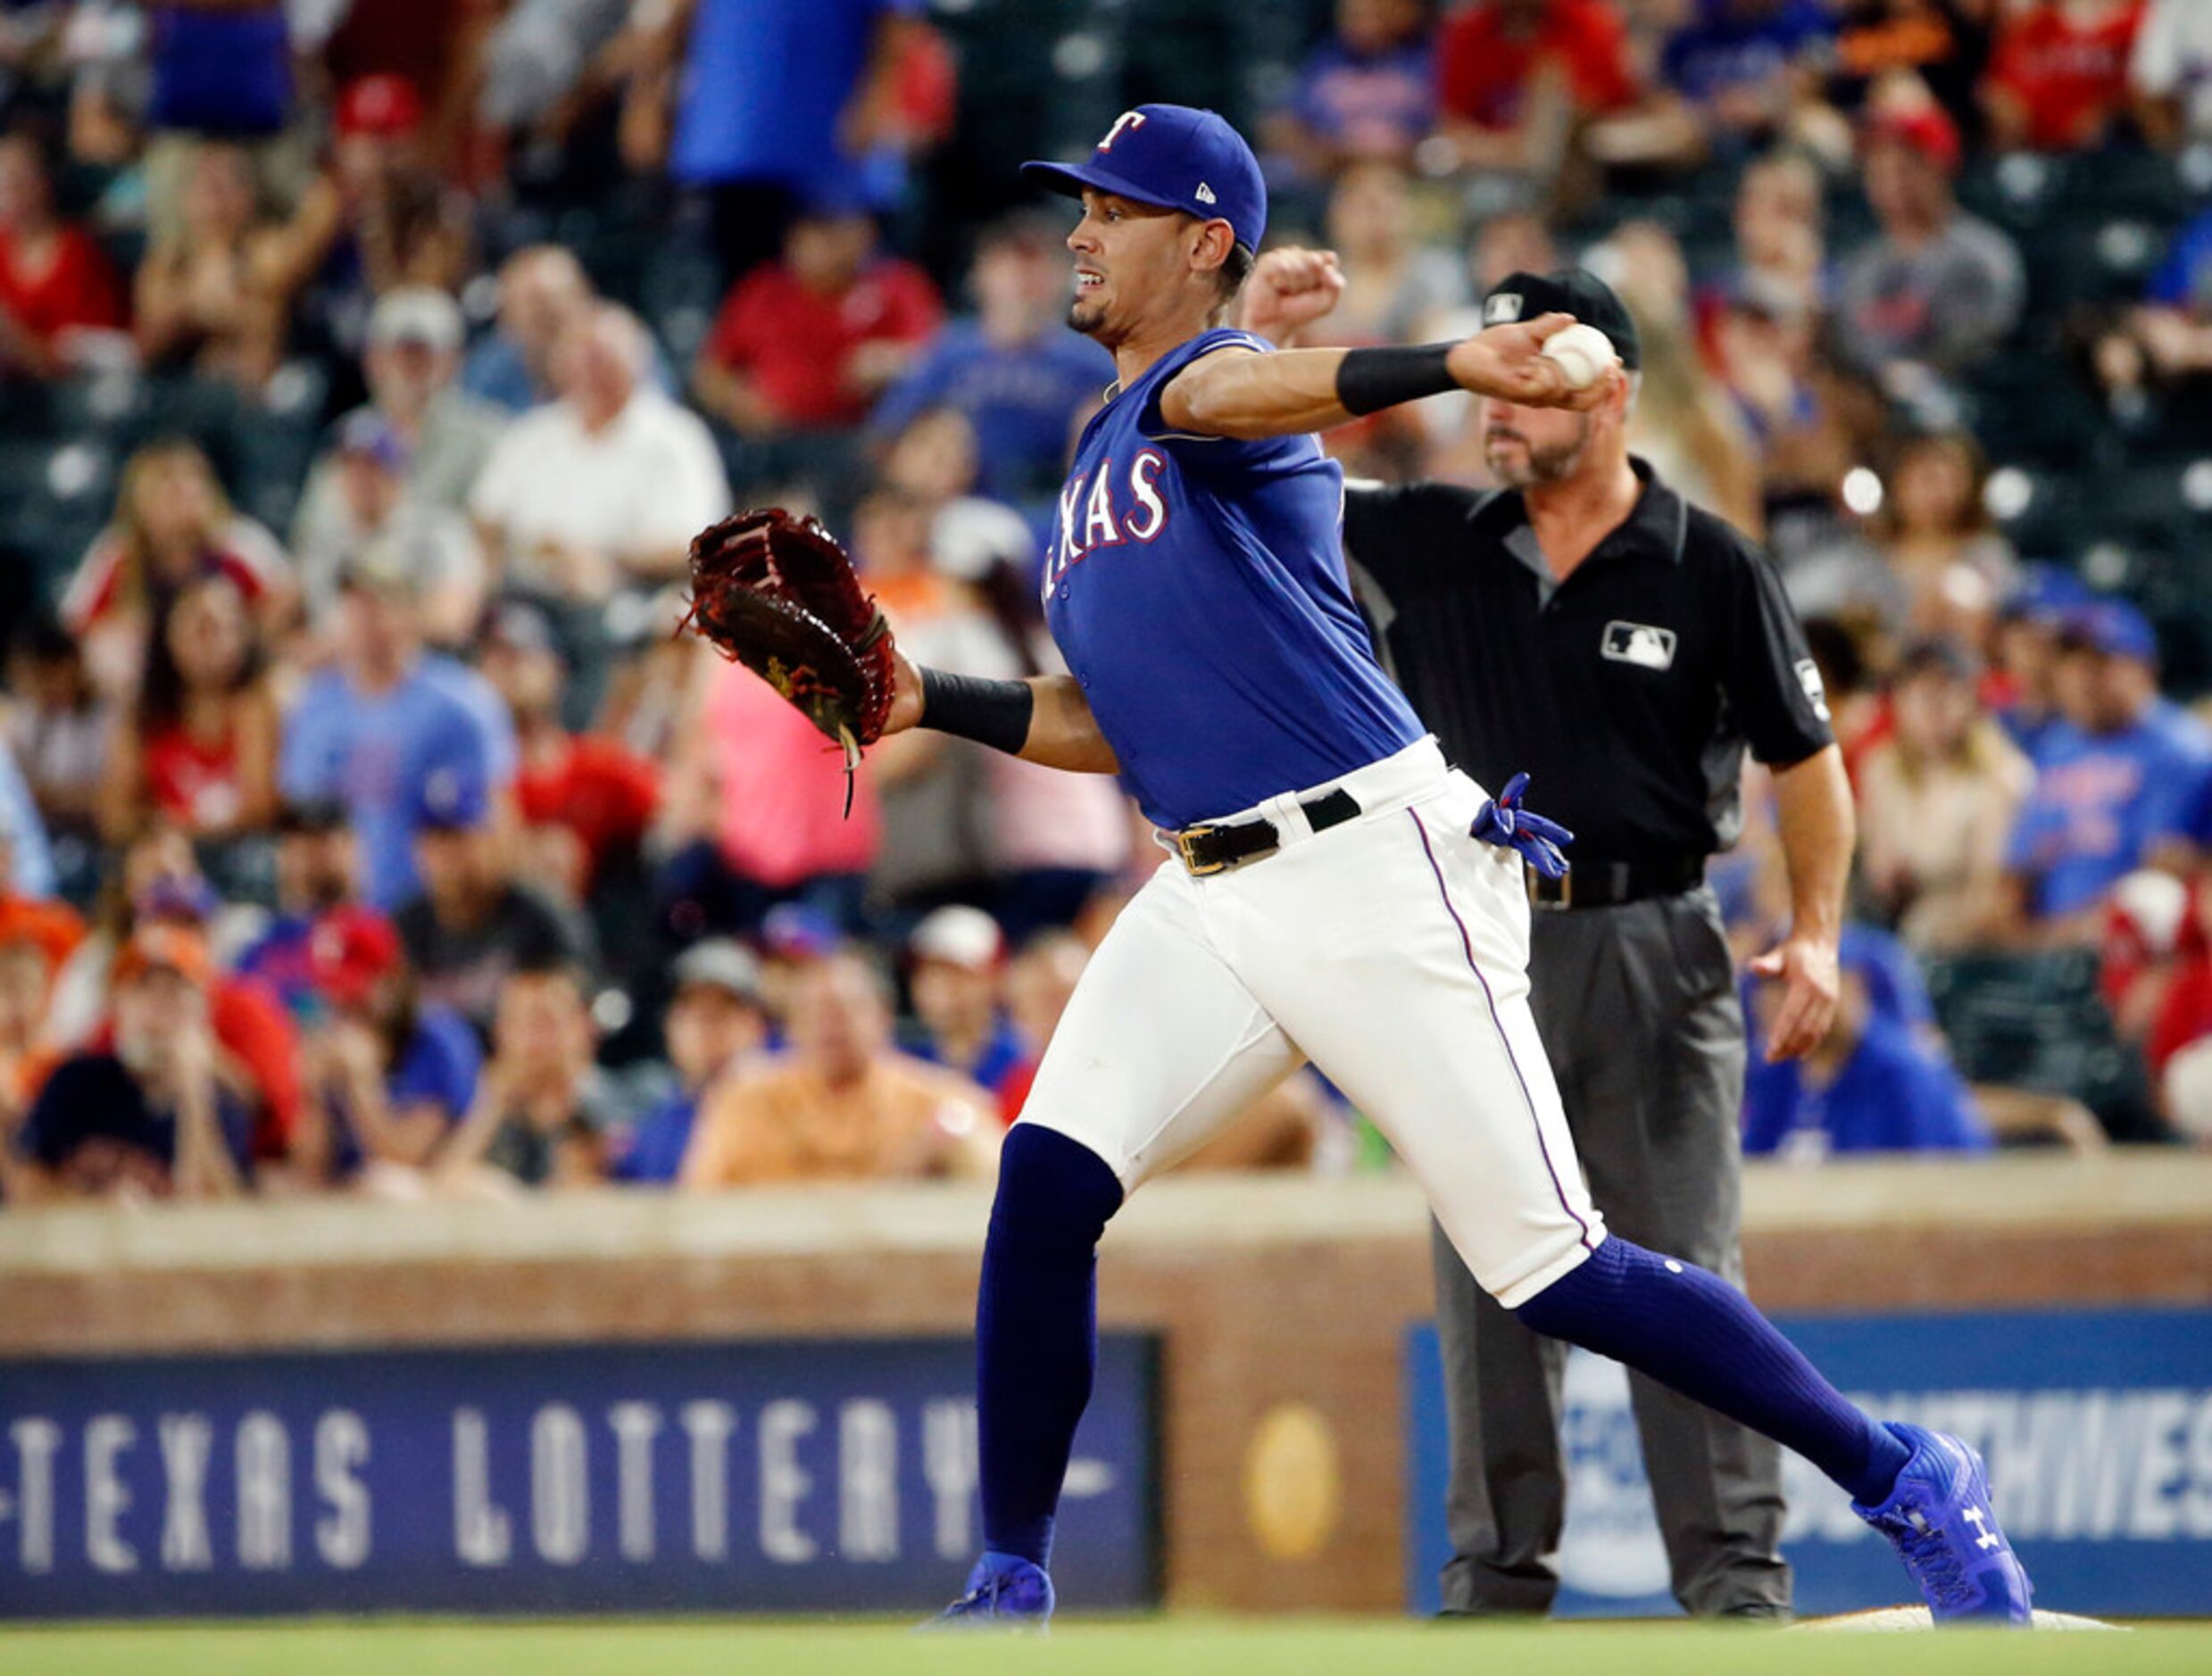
[1041,328,1423,829]
[1742,1014,1991,1160]
[2007,700,2212,917]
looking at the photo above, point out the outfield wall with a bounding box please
[0,1156,2208,1616]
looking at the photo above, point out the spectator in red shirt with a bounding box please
[478,599,659,900]
[0,133,125,378]
[693,189,941,437]
[98,573,280,848]
[1984,0,2146,152]
[1435,0,1641,174]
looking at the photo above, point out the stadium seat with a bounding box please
[1961,361,2108,470]
[638,239,728,376]
[1923,950,2156,1140]
[1982,462,2095,564]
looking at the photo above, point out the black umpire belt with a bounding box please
[1168,787,1361,876]
[1526,854,1705,910]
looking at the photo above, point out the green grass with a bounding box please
[0,1618,2207,1676]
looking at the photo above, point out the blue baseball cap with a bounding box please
[416,765,491,833]
[1022,104,1267,253]
[2059,599,2158,663]
[1999,562,2091,624]
[760,902,843,962]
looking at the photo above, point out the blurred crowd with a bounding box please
[3,0,2212,1203]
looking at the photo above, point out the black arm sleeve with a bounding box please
[1717,527,1836,767]
[1335,344,1459,416]
[919,666,1035,757]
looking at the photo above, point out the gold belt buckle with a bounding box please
[1176,824,1227,876]
[1526,863,1572,909]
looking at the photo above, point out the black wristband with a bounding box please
[919,666,1035,756]
[1335,342,1459,417]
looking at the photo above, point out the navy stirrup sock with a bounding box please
[976,1125,1125,1567]
[1514,1236,1910,1506]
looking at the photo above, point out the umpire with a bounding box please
[1324,268,1855,1619]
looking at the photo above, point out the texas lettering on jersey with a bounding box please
[1034,327,1423,832]
[1044,450,1172,598]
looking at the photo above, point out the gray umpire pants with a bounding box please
[1432,885,1792,1619]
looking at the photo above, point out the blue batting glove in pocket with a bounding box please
[1469,771,1574,880]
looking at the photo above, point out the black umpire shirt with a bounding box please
[1342,459,1834,868]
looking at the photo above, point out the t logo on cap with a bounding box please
[1022,103,1269,254]
[1099,110,1148,152]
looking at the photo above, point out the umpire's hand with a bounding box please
[1748,933,1841,1062]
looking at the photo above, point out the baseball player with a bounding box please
[881,104,2031,1627]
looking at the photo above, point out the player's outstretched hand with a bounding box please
[1238,246,1345,345]
[1447,311,1618,411]
[1749,934,1842,1063]
[1469,772,1573,880]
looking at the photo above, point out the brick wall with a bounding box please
[4,1157,2207,1610]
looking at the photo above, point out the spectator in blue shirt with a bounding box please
[279,545,514,911]
[669,0,923,283]
[2146,203,2212,313]
[237,798,364,1012]
[1660,0,1833,149]
[611,939,770,1184]
[1260,0,1437,181]
[2094,203,2212,399]
[902,905,1025,1098]
[1837,921,1938,1035]
[1992,565,2092,760]
[2002,601,2212,942]
[294,904,481,1187]
[1742,966,1992,1161]
[147,4,292,138]
[867,213,1110,509]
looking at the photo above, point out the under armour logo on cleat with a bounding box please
[1963,1506,2000,1550]
[1195,182,1216,204]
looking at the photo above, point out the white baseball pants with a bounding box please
[1021,737,1606,1307]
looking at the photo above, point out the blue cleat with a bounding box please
[1853,1422,2033,1625]
[930,1552,1055,1630]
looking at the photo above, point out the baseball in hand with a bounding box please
[1540,322,1617,391]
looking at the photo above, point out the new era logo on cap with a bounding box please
[1195,182,1216,204]
[1484,293,1524,325]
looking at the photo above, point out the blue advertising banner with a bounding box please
[1405,1307,2212,1618]
[0,1335,1156,1618]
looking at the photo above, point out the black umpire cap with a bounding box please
[1482,269,1642,371]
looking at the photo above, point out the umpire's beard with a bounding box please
[1484,415,1594,488]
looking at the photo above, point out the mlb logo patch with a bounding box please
[1484,293,1524,325]
[1601,621,1676,671]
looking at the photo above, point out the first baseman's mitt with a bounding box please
[681,508,895,815]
